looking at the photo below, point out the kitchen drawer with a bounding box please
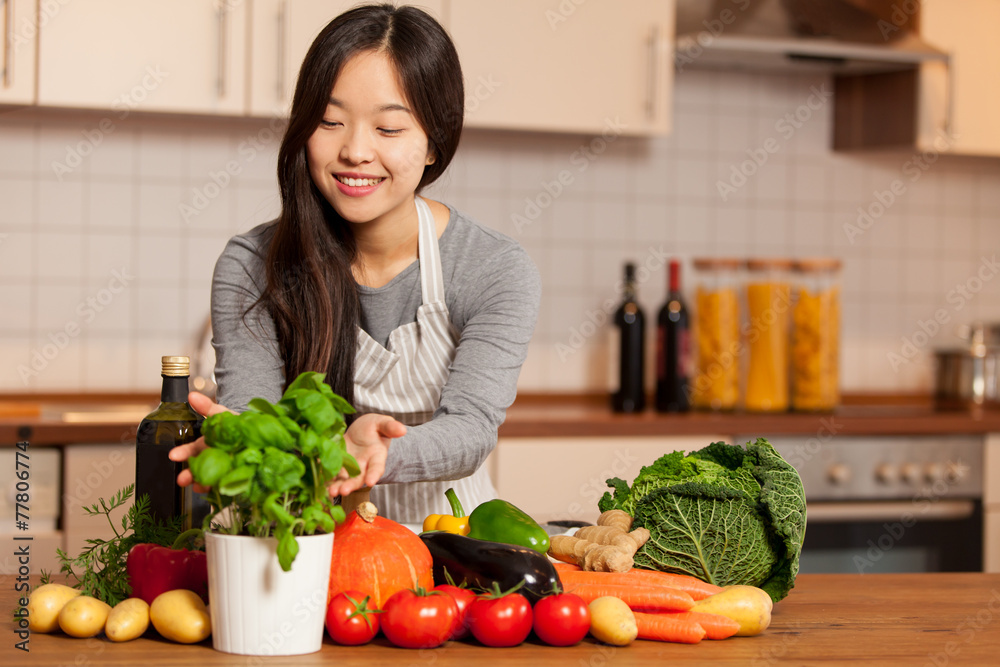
[1,447,60,532]
[62,444,135,558]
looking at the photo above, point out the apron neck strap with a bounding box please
[416,196,446,304]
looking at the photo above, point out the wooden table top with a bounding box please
[5,573,1000,665]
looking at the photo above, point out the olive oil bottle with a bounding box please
[135,356,208,530]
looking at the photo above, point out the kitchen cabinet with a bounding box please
[0,0,36,105]
[249,0,445,117]
[62,443,135,559]
[491,435,725,524]
[834,0,1000,156]
[986,433,1000,572]
[37,0,247,115]
[445,0,674,136]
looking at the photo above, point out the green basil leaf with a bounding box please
[290,392,332,433]
[341,452,361,478]
[248,397,285,417]
[218,465,256,497]
[259,447,305,493]
[330,504,346,524]
[234,448,263,467]
[188,448,232,488]
[316,435,343,478]
[283,371,326,397]
[201,412,243,451]
[298,429,321,457]
[275,527,299,572]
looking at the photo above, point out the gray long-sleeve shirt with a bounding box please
[210,204,541,484]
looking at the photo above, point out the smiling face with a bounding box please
[306,50,434,230]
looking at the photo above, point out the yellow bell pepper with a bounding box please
[422,488,471,535]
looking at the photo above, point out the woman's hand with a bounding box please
[327,414,407,497]
[168,391,232,493]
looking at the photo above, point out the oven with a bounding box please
[744,436,984,574]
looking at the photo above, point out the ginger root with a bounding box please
[597,509,633,532]
[548,511,649,573]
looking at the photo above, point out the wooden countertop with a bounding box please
[3,392,1000,445]
[5,573,1000,665]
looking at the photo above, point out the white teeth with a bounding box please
[337,176,383,187]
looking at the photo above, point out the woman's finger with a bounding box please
[188,391,232,418]
[169,440,206,462]
[375,417,407,439]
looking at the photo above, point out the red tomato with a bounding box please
[532,593,591,646]
[433,584,477,640]
[381,588,458,649]
[467,592,533,647]
[325,590,380,646]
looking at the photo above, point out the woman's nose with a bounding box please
[340,127,375,165]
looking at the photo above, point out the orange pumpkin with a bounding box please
[328,501,433,609]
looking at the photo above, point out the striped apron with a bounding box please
[353,196,497,523]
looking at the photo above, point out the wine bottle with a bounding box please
[135,356,208,530]
[655,259,691,412]
[611,263,646,413]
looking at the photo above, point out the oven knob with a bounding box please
[946,462,967,482]
[827,463,852,485]
[874,463,897,484]
[924,463,945,483]
[900,462,921,484]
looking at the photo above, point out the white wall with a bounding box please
[2,69,999,393]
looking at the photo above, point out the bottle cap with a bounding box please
[161,356,191,377]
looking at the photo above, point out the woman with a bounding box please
[170,4,540,523]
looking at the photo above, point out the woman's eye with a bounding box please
[379,128,403,136]
[319,120,341,128]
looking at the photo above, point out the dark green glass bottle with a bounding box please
[135,356,208,530]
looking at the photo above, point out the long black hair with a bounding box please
[253,4,464,403]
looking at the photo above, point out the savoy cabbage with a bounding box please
[598,438,806,602]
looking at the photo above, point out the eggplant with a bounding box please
[419,532,562,605]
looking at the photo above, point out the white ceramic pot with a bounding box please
[206,531,333,656]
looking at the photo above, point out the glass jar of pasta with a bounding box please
[791,258,842,411]
[743,259,793,412]
[690,258,742,411]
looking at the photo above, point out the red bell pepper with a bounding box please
[126,529,209,605]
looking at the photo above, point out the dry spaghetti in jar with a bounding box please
[791,258,841,411]
[690,258,741,411]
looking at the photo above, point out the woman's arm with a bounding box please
[378,242,542,483]
[211,229,286,411]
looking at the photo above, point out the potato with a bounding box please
[58,596,112,638]
[588,596,637,646]
[27,583,82,633]
[149,589,211,644]
[691,585,773,636]
[105,598,150,642]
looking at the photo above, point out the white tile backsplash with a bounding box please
[3,69,1000,393]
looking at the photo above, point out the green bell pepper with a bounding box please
[467,499,550,553]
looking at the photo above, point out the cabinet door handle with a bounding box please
[217,1,228,98]
[645,24,659,122]
[3,0,12,89]
[943,55,954,144]
[276,0,287,102]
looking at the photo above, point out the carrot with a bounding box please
[555,567,723,601]
[567,583,694,612]
[668,611,740,640]
[553,562,582,573]
[633,611,706,644]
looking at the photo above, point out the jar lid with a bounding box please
[745,258,794,271]
[793,258,842,273]
[692,257,743,270]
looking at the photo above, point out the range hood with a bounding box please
[675,0,948,75]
